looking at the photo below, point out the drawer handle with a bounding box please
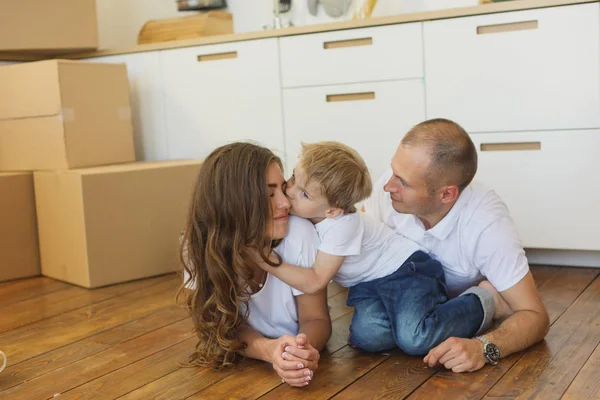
[480,142,541,151]
[477,20,538,35]
[197,51,238,62]
[324,37,373,50]
[326,92,375,102]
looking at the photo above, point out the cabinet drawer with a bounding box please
[160,39,285,160]
[280,23,423,88]
[471,130,600,250]
[282,79,426,179]
[425,3,600,132]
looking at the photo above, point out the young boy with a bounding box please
[258,141,499,355]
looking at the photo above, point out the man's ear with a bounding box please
[324,207,343,219]
[440,185,460,204]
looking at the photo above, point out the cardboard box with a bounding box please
[0,0,98,54]
[0,60,135,171]
[34,160,202,288]
[0,172,41,282]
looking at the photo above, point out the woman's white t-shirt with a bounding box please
[184,215,320,339]
[315,212,423,287]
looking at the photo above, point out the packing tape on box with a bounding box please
[118,107,132,121]
[60,108,75,122]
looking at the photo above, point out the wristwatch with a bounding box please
[475,336,501,365]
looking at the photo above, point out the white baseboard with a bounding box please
[525,248,600,268]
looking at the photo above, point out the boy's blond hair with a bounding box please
[299,141,372,214]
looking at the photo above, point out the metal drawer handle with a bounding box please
[477,20,538,35]
[480,142,541,151]
[197,51,238,62]
[326,92,375,102]
[324,37,373,50]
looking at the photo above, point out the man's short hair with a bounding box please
[299,141,372,214]
[401,118,478,193]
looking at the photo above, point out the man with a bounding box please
[363,118,549,373]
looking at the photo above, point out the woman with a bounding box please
[178,142,331,387]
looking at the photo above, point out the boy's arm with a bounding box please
[260,251,345,295]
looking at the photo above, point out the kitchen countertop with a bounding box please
[1,0,596,61]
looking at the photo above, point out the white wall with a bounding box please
[96,0,479,49]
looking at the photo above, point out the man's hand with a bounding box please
[269,334,314,387]
[424,337,486,373]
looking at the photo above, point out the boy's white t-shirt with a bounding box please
[363,169,529,297]
[183,215,320,339]
[315,212,423,287]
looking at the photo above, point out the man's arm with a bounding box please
[483,271,549,356]
[425,217,549,373]
[425,272,549,372]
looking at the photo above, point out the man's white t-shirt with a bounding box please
[364,169,529,297]
[184,215,320,339]
[314,212,423,287]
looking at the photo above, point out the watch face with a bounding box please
[485,343,501,362]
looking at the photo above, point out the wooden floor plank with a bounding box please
[184,300,356,400]
[530,265,562,288]
[405,266,598,400]
[1,319,193,400]
[536,267,599,323]
[187,361,282,400]
[116,360,240,399]
[332,351,440,400]
[0,277,72,308]
[483,276,600,400]
[0,305,189,392]
[58,337,197,400]
[259,346,389,400]
[0,276,180,365]
[562,342,600,400]
[0,274,177,333]
[328,290,352,321]
[328,282,346,299]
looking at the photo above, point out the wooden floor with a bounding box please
[0,265,599,399]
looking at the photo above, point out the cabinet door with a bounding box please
[424,3,600,133]
[90,52,167,161]
[470,130,600,251]
[282,79,426,179]
[280,23,423,88]
[160,39,285,160]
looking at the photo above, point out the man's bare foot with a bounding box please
[479,280,512,320]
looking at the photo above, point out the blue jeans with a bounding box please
[346,251,484,356]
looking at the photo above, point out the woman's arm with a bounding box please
[238,324,315,387]
[275,285,332,385]
[261,251,345,295]
[297,288,332,350]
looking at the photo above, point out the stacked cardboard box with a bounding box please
[0,0,98,55]
[0,60,202,287]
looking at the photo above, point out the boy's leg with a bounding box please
[346,282,397,352]
[376,251,493,356]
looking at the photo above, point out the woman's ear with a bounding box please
[324,208,343,219]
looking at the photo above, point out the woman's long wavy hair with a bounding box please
[177,142,284,370]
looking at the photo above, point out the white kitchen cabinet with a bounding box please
[160,38,285,160]
[470,129,600,251]
[89,52,168,161]
[282,79,426,179]
[424,3,600,133]
[280,23,423,88]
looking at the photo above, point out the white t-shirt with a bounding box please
[184,215,320,339]
[364,169,529,297]
[315,212,423,287]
